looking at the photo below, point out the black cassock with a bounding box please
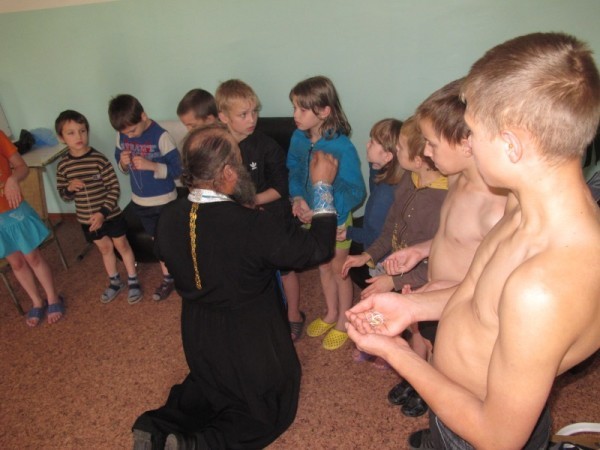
[133,198,336,449]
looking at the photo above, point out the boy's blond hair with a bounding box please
[215,79,261,114]
[462,32,600,161]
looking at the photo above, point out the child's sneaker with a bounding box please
[153,278,174,301]
[101,276,125,303]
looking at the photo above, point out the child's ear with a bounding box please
[383,151,394,164]
[218,111,230,124]
[501,130,522,163]
[317,106,331,119]
[460,137,472,157]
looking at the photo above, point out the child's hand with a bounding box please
[132,155,156,172]
[292,197,304,217]
[361,274,395,299]
[336,226,347,241]
[67,179,85,193]
[120,150,132,168]
[383,247,422,275]
[346,324,410,363]
[341,253,371,278]
[88,212,105,232]
[292,197,313,223]
[297,206,313,224]
[346,291,417,337]
[4,176,22,209]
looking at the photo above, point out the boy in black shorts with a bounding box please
[55,110,143,304]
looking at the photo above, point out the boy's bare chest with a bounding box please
[436,187,488,249]
[467,222,530,315]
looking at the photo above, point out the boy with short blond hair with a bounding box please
[108,94,182,301]
[347,32,600,449]
[215,79,289,227]
[177,88,218,131]
[215,79,305,340]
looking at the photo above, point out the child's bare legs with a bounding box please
[153,259,174,301]
[24,249,62,324]
[282,271,302,322]
[97,235,137,276]
[159,261,169,277]
[112,235,137,277]
[95,236,119,276]
[318,261,338,324]
[319,247,353,331]
[8,249,61,325]
[282,271,305,341]
[6,251,46,317]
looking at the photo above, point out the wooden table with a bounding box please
[21,144,67,220]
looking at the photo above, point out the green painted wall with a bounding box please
[1,0,599,213]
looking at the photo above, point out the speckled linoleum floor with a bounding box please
[0,218,598,449]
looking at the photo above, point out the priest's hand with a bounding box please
[310,151,338,185]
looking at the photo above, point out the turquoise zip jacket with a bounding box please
[287,129,366,226]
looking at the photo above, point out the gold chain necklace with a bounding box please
[189,203,202,289]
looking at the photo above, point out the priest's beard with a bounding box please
[231,165,257,207]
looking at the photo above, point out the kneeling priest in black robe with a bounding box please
[133,124,338,449]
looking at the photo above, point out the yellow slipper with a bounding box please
[306,317,336,337]
[323,329,349,350]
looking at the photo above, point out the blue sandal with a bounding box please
[47,296,65,324]
[290,311,306,342]
[26,306,46,327]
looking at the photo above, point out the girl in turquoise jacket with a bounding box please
[287,75,366,351]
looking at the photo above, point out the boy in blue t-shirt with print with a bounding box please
[109,94,182,301]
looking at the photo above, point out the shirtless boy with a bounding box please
[383,79,507,417]
[347,32,600,449]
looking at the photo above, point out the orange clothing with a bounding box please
[0,131,18,214]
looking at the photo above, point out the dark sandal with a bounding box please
[47,296,65,324]
[402,390,429,417]
[101,281,124,303]
[408,429,435,450]
[26,306,46,327]
[290,311,306,342]
[128,283,143,305]
[388,379,414,406]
